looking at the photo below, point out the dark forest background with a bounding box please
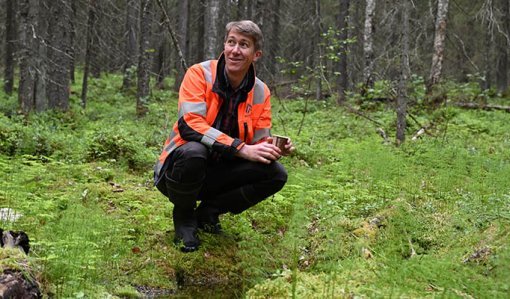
[1,0,509,116]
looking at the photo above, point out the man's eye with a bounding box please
[240,43,248,48]
[227,40,236,46]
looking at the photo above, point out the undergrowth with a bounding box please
[0,74,509,298]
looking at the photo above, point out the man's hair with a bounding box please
[225,20,264,51]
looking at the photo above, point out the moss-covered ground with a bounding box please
[1,74,509,298]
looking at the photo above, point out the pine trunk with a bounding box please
[4,0,16,95]
[137,0,153,117]
[18,0,40,113]
[397,0,410,146]
[122,0,140,91]
[46,0,72,111]
[496,0,509,93]
[81,0,98,108]
[174,0,189,91]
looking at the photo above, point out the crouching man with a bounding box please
[154,20,294,252]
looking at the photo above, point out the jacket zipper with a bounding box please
[244,122,248,142]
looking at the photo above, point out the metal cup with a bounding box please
[272,134,289,151]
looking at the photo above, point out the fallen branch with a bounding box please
[452,102,510,112]
[340,102,385,127]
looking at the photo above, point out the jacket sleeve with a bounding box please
[177,64,244,155]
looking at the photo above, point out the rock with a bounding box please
[0,208,22,222]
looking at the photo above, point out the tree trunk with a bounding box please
[337,0,350,103]
[18,0,47,114]
[46,0,72,111]
[236,0,246,19]
[496,0,509,93]
[362,0,376,90]
[122,0,139,91]
[137,0,153,117]
[81,0,98,109]
[396,0,410,146]
[69,1,77,84]
[483,17,493,91]
[90,2,101,78]
[427,0,449,94]
[314,0,323,100]
[267,0,281,81]
[174,0,189,91]
[155,10,168,89]
[204,0,220,60]
[4,0,16,95]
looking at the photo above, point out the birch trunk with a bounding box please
[363,0,376,89]
[204,0,220,59]
[337,0,350,103]
[427,0,449,93]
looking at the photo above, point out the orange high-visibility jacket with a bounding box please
[154,55,272,179]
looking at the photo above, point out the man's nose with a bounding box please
[232,44,241,54]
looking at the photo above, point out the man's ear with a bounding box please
[253,50,262,62]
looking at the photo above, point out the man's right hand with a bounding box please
[236,142,282,164]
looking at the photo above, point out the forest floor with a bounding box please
[1,75,509,298]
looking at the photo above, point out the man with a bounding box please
[154,20,294,252]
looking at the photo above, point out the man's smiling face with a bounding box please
[223,30,262,80]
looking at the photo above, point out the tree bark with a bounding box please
[137,0,153,117]
[362,0,376,90]
[69,1,77,84]
[337,0,350,103]
[122,0,139,91]
[204,0,220,60]
[496,0,509,93]
[81,0,97,109]
[46,0,72,111]
[427,0,449,94]
[267,0,281,81]
[174,0,189,91]
[396,0,410,146]
[4,0,16,95]
[18,0,42,114]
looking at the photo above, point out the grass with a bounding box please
[0,74,509,298]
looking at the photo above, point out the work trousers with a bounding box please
[156,141,288,214]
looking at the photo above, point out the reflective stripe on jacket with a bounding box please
[154,56,271,178]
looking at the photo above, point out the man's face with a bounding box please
[224,30,262,78]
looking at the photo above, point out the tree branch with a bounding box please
[156,0,188,71]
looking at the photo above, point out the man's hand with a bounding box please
[236,142,282,164]
[280,138,295,156]
[267,136,295,157]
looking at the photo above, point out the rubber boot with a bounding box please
[165,177,202,252]
[196,187,259,235]
[196,202,225,234]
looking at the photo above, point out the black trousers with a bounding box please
[156,141,288,214]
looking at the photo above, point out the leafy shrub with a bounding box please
[87,126,155,171]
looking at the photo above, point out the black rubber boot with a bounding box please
[165,177,202,252]
[196,203,224,234]
[172,205,200,252]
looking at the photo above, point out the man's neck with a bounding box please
[225,70,245,90]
